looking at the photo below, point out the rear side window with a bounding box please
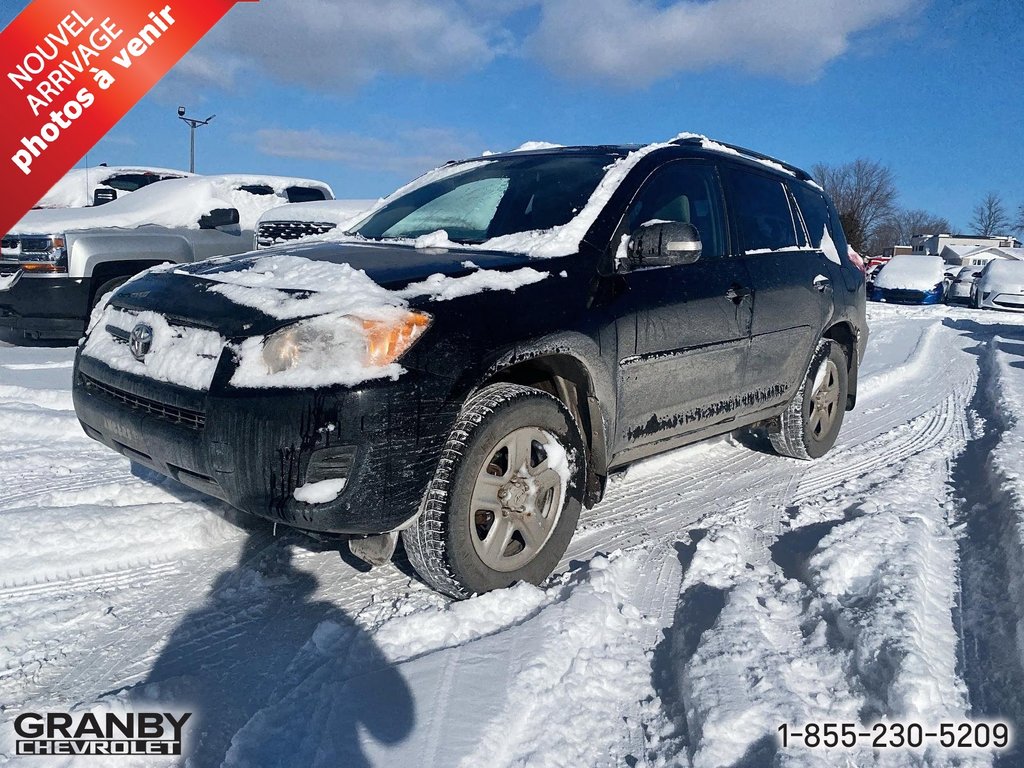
[239,184,275,195]
[625,162,727,258]
[791,183,832,248]
[287,186,328,203]
[723,167,798,252]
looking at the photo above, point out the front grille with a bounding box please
[880,289,927,303]
[81,373,207,430]
[256,220,336,248]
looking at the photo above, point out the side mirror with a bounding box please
[93,188,117,206]
[199,207,241,230]
[627,221,702,269]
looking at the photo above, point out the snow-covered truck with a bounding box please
[0,174,334,342]
[34,165,191,209]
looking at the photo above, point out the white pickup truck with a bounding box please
[0,174,334,341]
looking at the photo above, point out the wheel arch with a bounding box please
[822,321,858,409]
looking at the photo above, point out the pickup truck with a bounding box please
[0,174,334,342]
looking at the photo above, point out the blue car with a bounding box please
[870,255,946,304]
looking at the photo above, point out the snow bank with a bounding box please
[223,551,662,768]
[13,175,333,234]
[874,255,945,291]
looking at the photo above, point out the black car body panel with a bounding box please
[72,142,868,535]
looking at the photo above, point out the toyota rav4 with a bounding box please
[72,135,867,598]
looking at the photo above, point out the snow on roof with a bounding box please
[12,175,334,234]
[257,199,379,228]
[874,254,946,290]
[512,141,565,152]
[671,132,797,176]
[35,166,191,209]
[982,259,1024,279]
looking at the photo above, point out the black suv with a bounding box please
[72,136,867,598]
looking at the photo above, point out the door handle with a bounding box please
[813,274,832,292]
[725,284,751,304]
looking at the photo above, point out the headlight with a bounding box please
[262,310,431,374]
[12,233,67,273]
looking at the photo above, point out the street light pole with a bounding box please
[176,107,215,173]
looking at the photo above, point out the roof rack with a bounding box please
[670,135,813,181]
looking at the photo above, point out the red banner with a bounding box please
[0,0,257,236]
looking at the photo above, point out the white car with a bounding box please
[945,265,982,303]
[972,260,1024,312]
[255,198,378,249]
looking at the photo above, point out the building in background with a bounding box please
[939,243,1024,266]
[911,233,1021,256]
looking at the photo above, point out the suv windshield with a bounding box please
[349,153,617,244]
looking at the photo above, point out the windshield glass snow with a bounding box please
[349,154,615,244]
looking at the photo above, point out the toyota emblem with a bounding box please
[129,323,154,362]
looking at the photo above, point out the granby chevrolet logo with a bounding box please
[14,711,191,756]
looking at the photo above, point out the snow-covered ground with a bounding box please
[2,303,1024,767]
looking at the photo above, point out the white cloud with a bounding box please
[251,127,483,176]
[172,0,923,93]
[183,0,498,92]
[527,0,924,85]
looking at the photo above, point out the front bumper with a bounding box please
[983,292,1024,312]
[0,271,91,340]
[870,287,943,305]
[72,352,461,535]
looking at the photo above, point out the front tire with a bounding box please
[402,383,586,599]
[769,339,849,460]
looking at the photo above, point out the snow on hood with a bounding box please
[11,175,333,234]
[81,252,555,390]
[188,253,551,319]
[256,199,379,228]
[874,255,946,291]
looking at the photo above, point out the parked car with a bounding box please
[254,199,378,249]
[34,165,190,209]
[971,259,1024,311]
[0,174,334,341]
[945,265,982,304]
[72,136,867,598]
[866,262,885,294]
[870,254,946,304]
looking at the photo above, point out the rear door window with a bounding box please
[790,183,833,248]
[723,166,799,253]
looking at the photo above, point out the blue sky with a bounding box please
[3,0,1021,231]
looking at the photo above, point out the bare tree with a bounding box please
[811,159,898,253]
[1016,203,1024,238]
[866,208,953,254]
[969,192,1010,236]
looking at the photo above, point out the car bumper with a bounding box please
[0,271,91,340]
[982,293,1024,312]
[72,352,461,535]
[870,287,943,305]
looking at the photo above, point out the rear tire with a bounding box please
[402,383,586,599]
[769,339,848,460]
